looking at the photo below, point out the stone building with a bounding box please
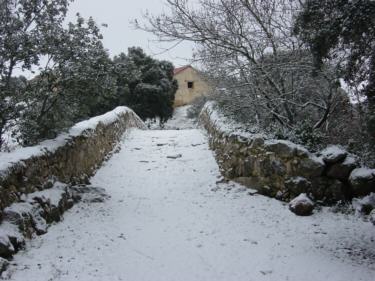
[173,65,211,107]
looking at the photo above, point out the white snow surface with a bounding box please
[352,193,375,214]
[350,167,375,180]
[4,128,375,281]
[320,145,347,159]
[164,106,196,130]
[0,106,132,175]
[289,193,314,208]
[26,182,67,207]
[145,106,196,130]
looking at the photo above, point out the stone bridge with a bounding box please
[0,106,374,281]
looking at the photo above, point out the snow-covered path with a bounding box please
[6,129,375,281]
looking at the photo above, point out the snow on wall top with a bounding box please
[0,106,133,176]
[201,101,323,163]
[350,167,375,181]
[201,101,267,140]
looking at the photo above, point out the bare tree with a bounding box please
[138,0,342,133]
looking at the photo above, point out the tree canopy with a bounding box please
[112,47,177,123]
[294,0,375,138]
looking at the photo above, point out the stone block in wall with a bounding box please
[327,180,348,202]
[310,178,347,203]
[264,140,309,159]
[3,203,41,238]
[0,257,9,273]
[249,137,265,150]
[319,145,348,164]
[0,235,15,258]
[349,168,375,197]
[243,156,257,177]
[0,222,25,254]
[285,177,312,198]
[326,155,358,181]
[233,177,273,196]
[297,156,325,178]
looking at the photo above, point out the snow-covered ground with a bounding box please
[4,127,375,281]
[163,106,196,129]
[145,105,196,130]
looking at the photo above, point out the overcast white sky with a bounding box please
[66,0,194,67]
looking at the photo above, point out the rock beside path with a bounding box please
[289,193,315,216]
[370,210,375,226]
[0,257,9,274]
[0,182,78,261]
[349,168,375,197]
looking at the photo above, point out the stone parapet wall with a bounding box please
[0,107,146,213]
[199,102,375,203]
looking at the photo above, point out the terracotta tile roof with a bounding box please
[173,65,192,75]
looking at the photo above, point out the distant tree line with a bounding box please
[0,0,176,149]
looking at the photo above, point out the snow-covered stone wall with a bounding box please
[199,102,375,203]
[0,107,146,213]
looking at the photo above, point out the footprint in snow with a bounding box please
[118,233,126,240]
[243,238,258,245]
[191,143,204,147]
[260,270,273,275]
[167,154,182,159]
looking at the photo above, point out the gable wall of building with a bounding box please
[174,67,210,107]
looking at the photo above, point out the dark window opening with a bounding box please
[187,81,194,89]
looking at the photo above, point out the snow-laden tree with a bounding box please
[0,1,117,146]
[0,0,73,148]
[18,15,116,145]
